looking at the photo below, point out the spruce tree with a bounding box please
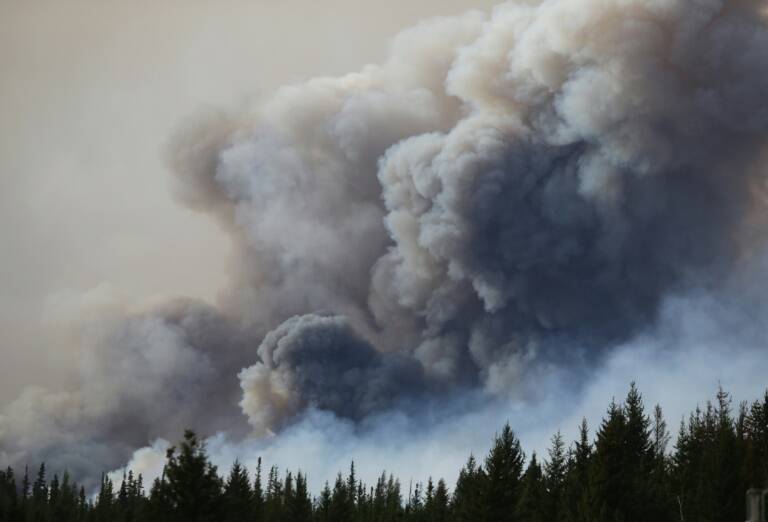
[482,423,524,522]
[451,455,484,522]
[588,398,628,522]
[330,471,354,522]
[94,473,116,522]
[222,460,253,522]
[253,457,265,521]
[648,405,675,521]
[623,382,656,521]
[163,430,223,522]
[54,471,78,522]
[0,467,19,522]
[745,391,768,488]
[316,481,332,522]
[515,453,545,522]
[544,431,567,521]
[264,465,283,520]
[432,479,449,522]
[288,472,312,522]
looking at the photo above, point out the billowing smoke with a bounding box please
[0,300,253,480]
[239,313,424,434]
[2,0,768,485]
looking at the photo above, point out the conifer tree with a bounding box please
[264,465,283,520]
[745,391,768,488]
[623,382,656,521]
[372,472,388,520]
[432,479,449,522]
[451,455,484,522]
[424,477,434,512]
[316,481,332,522]
[330,471,354,522]
[648,405,675,521]
[346,462,357,509]
[21,466,30,511]
[588,398,628,521]
[54,471,78,522]
[222,460,253,521]
[0,466,19,522]
[32,463,48,506]
[482,423,524,522]
[94,473,116,522]
[253,457,265,521]
[515,453,545,522]
[77,486,88,522]
[544,431,567,522]
[147,473,173,522]
[287,471,312,522]
[163,430,223,522]
[711,387,743,522]
[48,473,60,512]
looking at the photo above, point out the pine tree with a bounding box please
[32,463,48,504]
[482,423,525,522]
[77,486,88,522]
[222,460,253,522]
[623,382,656,521]
[253,457,265,521]
[330,471,354,522]
[451,455,484,522]
[386,475,403,521]
[745,391,768,488]
[711,386,743,522]
[588,398,628,521]
[287,471,312,522]
[94,473,116,522]
[515,453,546,522]
[29,463,49,522]
[565,418,592,522]
[648,405,675,521]
[48,473,60,513]
[432,479,449,522]
[346,462,357,509]
[544,431,567,521]
[316,481,332,522]
[372,472,388,521]
[21,466,30,512]
[264,465,283,520]
[424,477,435,518]
[54,471,78,522]
[163,430,223,522]
[147,473,173,522]
[0,466,19,522]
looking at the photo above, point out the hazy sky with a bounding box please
[0,0,498,402]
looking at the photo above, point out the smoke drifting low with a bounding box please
[2,0,768,485]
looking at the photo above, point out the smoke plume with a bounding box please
[2,0,768,485]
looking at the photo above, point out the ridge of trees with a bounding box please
[0,383,766,522]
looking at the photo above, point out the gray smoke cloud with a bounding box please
[0,300,253,481]
[239,314,424,435]
[2,0,768,484]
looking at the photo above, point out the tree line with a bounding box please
[0,383,766,522]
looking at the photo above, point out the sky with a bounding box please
[0,0,498,402]
[2,0,768,493]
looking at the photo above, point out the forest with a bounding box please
[0,383,766,522]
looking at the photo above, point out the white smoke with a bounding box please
[113,283,768,493]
